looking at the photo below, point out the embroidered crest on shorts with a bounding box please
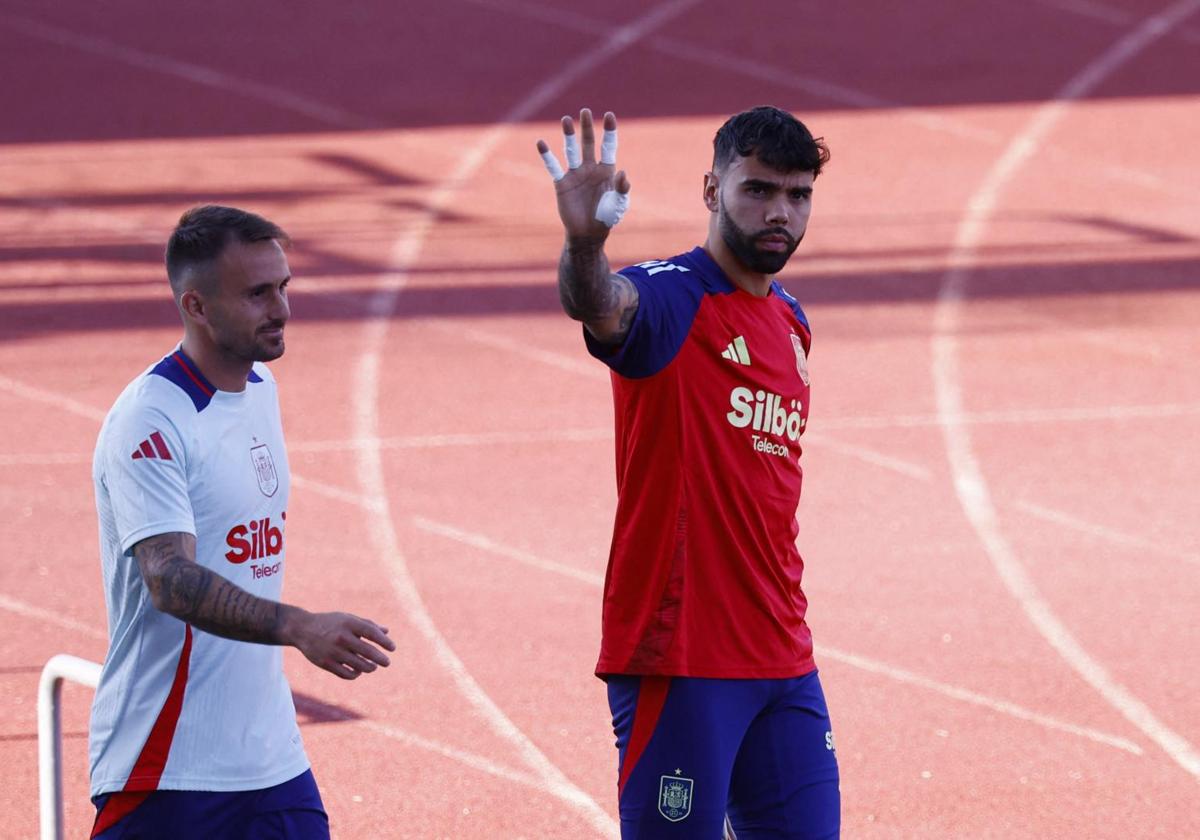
[250,443,278,497]
[791,333,810,386]
[658,773,694,822]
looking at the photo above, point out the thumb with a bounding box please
[615,170,631,195]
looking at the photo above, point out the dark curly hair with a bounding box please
[713,106,830,176]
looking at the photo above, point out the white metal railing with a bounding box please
[38,654,102,840]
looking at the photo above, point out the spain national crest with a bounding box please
[250,443,278,497]
[658,774,694,822]
[790,333,810,386]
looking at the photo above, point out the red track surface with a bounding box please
[2,2,1199,837]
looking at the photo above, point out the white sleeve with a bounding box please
[102,405,196,554]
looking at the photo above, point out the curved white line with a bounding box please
[0,14,368,128]
[932,0,1200,780]
[411,517,1146,756]
[352,2,701,835]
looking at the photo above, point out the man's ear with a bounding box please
[180,288,206,324]
[703,171,719,212]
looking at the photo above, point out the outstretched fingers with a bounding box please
[600,111,618,166]
[579,108,596,165]
[536,138,565,182]
[535,108,620,182]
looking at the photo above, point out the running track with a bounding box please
[1,1,1198,837]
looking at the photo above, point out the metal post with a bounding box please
[38,654,102,840]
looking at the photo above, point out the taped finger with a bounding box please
[594,189,630,227]
[600,128,618,165]
[540,149,566,182]
[565,132,582,169]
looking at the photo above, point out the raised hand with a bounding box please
[537,109,631,241]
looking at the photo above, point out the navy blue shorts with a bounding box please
[91,768,329,840]
[608,671,840,839]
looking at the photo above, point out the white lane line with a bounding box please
[817,645,1144,756]
[413,516,605,587]
[819,402,1200,430]
[440,324,933,480]
[290,427,613,454]
[1015,500,1200,566]
[415,517,1145,755]
[3,377,1188,565]
[353,3,700,834]
[0,14,368,128]
[0,594,107,641]
[0,592,560,793]
[459,0,1188,197]
[931,0,1200,781]
[1033,0,1200,42]
[0,374,107,423]
[803,432,932,481]
[290,473,384,513]
[425,322,604,378]
[356,719,545,791]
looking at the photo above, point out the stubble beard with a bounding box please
[719,198,802,276]
[214,322,286,364]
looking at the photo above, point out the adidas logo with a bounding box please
[721,335,751,365]
[131,431,173,461]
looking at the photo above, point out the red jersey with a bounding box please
[586,247,815,678]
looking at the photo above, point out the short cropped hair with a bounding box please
[165,205,289,296]
[712,106,830,176]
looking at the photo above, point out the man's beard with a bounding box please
[215,322,286,363]
[719,199,802,276]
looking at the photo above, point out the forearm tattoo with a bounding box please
[135,533,284,644]
[558,240,639,343]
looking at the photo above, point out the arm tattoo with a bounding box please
[135,533,285,644]
[558,239,639,344]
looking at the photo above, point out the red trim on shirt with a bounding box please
[122,624,194,790]
[171,352,214,397]
[617,676,671,797]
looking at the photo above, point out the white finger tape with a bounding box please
[600,129,618,165]
[564,133,582,169]
[594,190,630,227]
[541,149,565,182]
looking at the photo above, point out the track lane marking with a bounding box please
[0,14,369,128]
[415,517,1146,756]
[459,0,1188,197]
[931,0,1200,781]
[4,377,1193,566]
[0,594,569,797]
[352,3,701,834]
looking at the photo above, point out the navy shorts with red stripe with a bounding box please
[91,769,328,840]
[607,671,840,839]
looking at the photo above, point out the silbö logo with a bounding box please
[726,386,805,459]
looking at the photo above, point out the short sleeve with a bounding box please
[101,405,195,554]
[584,259,705,379]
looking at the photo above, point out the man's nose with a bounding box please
[765,198,789,226]
[272,289,290,322]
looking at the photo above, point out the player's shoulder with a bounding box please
[617,247,735,292]
[618,246,734,297]
[770,280,812,351]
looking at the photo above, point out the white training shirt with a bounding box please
[89,348,309,796]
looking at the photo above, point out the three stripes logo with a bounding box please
[131,431,172,461]
[721,335,751,366]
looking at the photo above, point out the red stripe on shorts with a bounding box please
[617,675,671,797]
[90,791,152,838]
